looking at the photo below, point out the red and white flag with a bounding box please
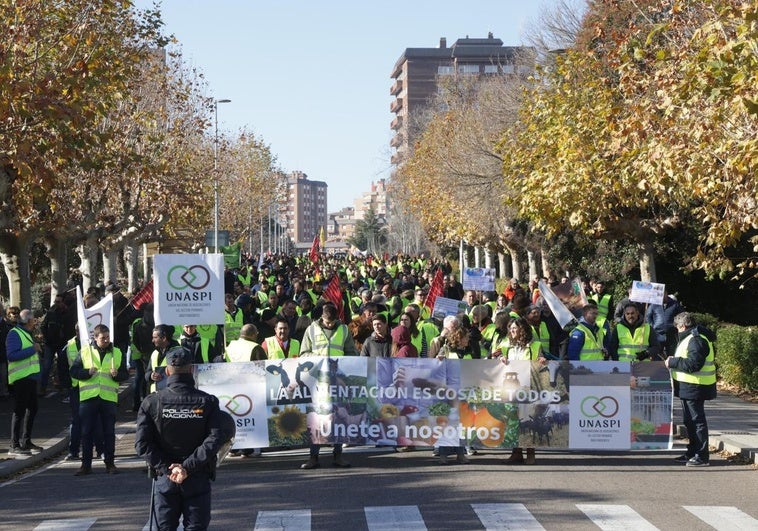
[424,268,444,311]
[131,279,154,310]
[323,275,345,322]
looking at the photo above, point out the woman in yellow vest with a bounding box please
[69,324,129,476]
[499,317,544,465]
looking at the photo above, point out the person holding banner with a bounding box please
[299,302,357,469]
[499,318,544,465]
[609,303,661,362]
[262,318,300,359]
[665,312,716,467]
[69,324,129,475]
[146,325,180,393]
[567,303,611,361]
[224,324,266,362]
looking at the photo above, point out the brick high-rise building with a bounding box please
[390,34,531,165]
[285,170,328,244]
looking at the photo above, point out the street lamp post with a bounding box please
[213,98,231,253]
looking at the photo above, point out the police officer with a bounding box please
[135,347,234,531]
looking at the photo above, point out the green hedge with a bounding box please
[715,325,758,391]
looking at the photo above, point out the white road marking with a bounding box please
[472,503,546,530]
[577,504,659,530]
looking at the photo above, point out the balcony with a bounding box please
[389,133,404,148]
[390,98,403,113]
[391,152,405,166]
[390,80,402,96]
[390,115,403,131]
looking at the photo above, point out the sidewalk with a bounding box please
[2,383,757,479]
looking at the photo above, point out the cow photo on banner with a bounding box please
[153,253,225,326]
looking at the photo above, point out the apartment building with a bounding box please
[390,33,531,164]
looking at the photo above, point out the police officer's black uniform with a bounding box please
[135,348,233,531]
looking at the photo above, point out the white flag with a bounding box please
[538,280,576,328]
[76,286,114,348]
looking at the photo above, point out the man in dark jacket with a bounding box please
[360,314,391,358]
[40,294,72,396]
[135,347,234,531]
[665,312,716,467]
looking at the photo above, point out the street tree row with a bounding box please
[0,1,278,308]
[393,0,757,286]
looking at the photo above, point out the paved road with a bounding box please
[2,443,758,530]
[2,379,758,530]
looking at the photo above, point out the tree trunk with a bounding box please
[45,236,68,305]
[143,243,151,282]
[527,249,539,281]
[77,232,100,292]
[507,246,522,281]
[500,251,512,279]
[484,248,492,269]
[0,233,33,308]
[498,252,507,280]
[124,241,139,293]
[458,240,465,280]
[540,245,552,281]
[102,247,119,285]
[474,246,481,268]
[638,239,657,283]
[0,247,21,307]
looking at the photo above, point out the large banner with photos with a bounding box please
[195,358,673,451]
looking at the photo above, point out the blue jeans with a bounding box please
[68,386,103,457]
[681,398,709,461]
[79,397,116,467]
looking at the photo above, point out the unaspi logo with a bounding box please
[166,265,213,302]
[167,265,211,291]
[579,395,621,428]
[219,394,255,428]
[219,394,253,417]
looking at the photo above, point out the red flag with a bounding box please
[323,275,345,322]
[424,269,444,311]
[131,279,154,310]
[309,234,320,263]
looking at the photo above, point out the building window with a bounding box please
[502,64,515,74]
[437,65,454,75]
[458,64,479,74]
[484,64,498,74]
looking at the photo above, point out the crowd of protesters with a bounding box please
[3,250,693,467]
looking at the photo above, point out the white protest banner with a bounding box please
[195,361,270,449]
[431,296,468,320]
[76,286,114,348]
[154,253,225,326]
[196,357,671,450]
[630,280,665,305]
[462,267,496,291]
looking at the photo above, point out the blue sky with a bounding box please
[135,1,558,210]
